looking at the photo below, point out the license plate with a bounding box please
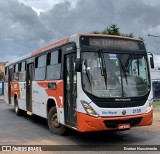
[118,123,130,130]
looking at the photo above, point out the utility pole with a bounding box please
[148,34,160,38]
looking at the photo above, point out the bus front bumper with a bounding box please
[77,110,153,132]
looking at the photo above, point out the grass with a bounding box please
[153,101,160,108]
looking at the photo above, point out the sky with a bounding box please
[0,0,160,66]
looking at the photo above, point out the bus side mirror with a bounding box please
[148,52,154,69]
[150,57,154,69]
[75,58,82,72]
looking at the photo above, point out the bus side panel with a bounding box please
[43,80,64,125]
[32,81,48,118]
[12,82,20,104]
[32,80,65,124]
[18,82,27,111]
[11,82,15,106]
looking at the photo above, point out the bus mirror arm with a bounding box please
[75,58,82,72]
[147,52,154,69]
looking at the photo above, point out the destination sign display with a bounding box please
[88,38,141,51]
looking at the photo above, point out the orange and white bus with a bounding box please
[4,34,154,135]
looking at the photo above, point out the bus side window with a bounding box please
[35,54,46,81]
[35,57,38,68]
[19,62,26,82]
[18,63,22,72]
[21,61,26,71]
[13,64,19,81]
[51,50,58,64]
[5,67,8,82]
[46,50,61,80]
[9,66,13,82]
[13,65,16,73]
[47,53,51,66]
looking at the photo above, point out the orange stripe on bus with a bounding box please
[78,34,141,41]
[37,81,64,107]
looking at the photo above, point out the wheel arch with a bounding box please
[14,92,18,103]
[46,97,58,117]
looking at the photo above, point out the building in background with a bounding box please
[0,62,7,95]
[0,62,8,73]
[150,66,160,80]
[150,65,160,99]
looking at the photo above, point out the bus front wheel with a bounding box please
[47,106,66,135]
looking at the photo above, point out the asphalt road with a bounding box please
[0,100,160,154]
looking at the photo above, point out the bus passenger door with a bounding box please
[8,68,13,104]
[26,63,34,114]
[64,53,77,127]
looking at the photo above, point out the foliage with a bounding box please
[91,24,143,39]
[101,24,121,35]
[153,101,160,108]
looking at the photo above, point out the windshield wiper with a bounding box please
[84,60,91,84]
[124,53,136,84]
[125,53,134,71]
[98,50,108,89]
[118,55,129,85]
[118,53,134,85]
[119,59,128,85]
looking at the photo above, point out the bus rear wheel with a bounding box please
[47,106,66,135]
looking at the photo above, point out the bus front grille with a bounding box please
[94,100,146,108]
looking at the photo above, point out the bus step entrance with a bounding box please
[27,111,32,116]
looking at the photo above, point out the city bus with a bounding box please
[4,34,154,135]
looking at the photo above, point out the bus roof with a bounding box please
[78,33,141,41]
[6,34,142,67]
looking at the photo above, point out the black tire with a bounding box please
[14,98,21,116]
[47,106,66,135]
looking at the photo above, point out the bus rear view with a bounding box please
[76,35,153,132]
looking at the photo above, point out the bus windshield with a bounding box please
[81,51,150,98]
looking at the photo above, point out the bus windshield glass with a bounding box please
[81,51,150,98]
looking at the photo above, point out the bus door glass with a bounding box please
[26,63,34,112]
[64,53,77,127]
[8,68,13,104]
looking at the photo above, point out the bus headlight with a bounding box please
[146,100,153,113]
[81,100,99,117]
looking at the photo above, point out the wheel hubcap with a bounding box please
[51,113,61,128]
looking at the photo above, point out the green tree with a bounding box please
[0,71,5,81]
[102,24,121,35]
[91,24,135,38]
